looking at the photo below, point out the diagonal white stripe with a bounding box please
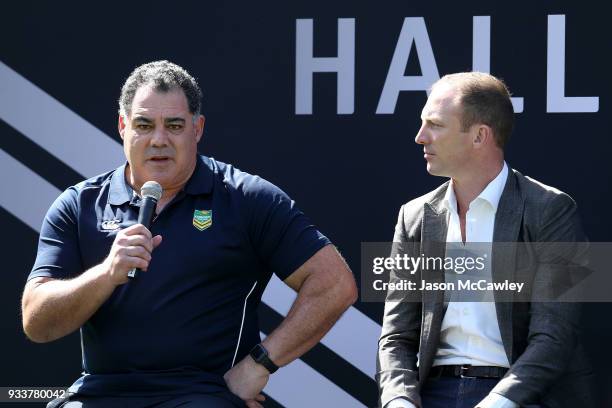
[0,149,61,231]
[263,274,379,378]
[0,60,124,177]
[261,333,366,408]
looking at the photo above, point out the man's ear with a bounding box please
[195,114,205,143]
[473,124,492,149]
[118,114,127,140]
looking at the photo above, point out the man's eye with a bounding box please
[168,124,184,131]
[136,124,152,130]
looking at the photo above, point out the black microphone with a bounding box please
[128,181,163,279]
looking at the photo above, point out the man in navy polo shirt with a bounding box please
[22,60,357,408]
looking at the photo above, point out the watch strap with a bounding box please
[249,343,279,374]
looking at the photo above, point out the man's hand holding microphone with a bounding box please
[103,180,163,285]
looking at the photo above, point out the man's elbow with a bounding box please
[336,271,358,310]
[22,314,54,343]
[24,330,52,344]
[346,278,359,307]
[21,278,59,343]
[22,297,56,343]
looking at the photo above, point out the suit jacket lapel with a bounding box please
[419,193,448,378]
[492,169,524,363]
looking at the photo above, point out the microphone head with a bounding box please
[140,181,163,201]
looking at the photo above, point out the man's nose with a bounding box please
[151,126,169,146]
[415,125,428,145]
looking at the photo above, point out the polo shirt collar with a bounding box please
[108,155,214,205]
[108,163,133,205]
[183,155,214,195]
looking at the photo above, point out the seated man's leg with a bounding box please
[47,392,245,408]
[454,377,501,407]
[420,377,461,408]
[421,376,500,408]
[47,395,168,408]
[154,392,245,408]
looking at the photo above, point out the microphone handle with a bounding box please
[127,196,158,279]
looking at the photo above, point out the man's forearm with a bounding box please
[22,263,116,343]
[263,255,356,365]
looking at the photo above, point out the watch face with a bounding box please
[251,344,266,362]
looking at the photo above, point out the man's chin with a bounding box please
[137,171,171,187]
[146,158,173,167]
[426,166,448,178]
[426,164,439,175]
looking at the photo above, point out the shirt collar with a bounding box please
[183,155,214,195]
[442,161,509,213]
[477,161,508,211]
[108,163,133,205]
[108,155,214,205]
[442,181,458,214]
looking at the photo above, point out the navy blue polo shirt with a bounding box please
[29,155,331,397]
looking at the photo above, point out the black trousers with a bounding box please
[46,392,245,408]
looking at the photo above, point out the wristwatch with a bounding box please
[249,343,279,374]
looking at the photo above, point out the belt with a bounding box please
[429,365,508,379]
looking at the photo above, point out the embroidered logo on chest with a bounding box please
[101,219,121,230]
[193,209,212,231]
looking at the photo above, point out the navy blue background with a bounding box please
[1,1,610,406]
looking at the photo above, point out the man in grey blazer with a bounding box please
[377,72,593,408]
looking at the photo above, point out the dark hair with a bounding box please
[435,72,514,148]
[119,60,202,117]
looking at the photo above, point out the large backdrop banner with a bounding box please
[1,1,610,407]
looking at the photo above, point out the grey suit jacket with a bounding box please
[376,169,594,408]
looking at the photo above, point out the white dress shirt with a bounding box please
[433,163,509,368]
